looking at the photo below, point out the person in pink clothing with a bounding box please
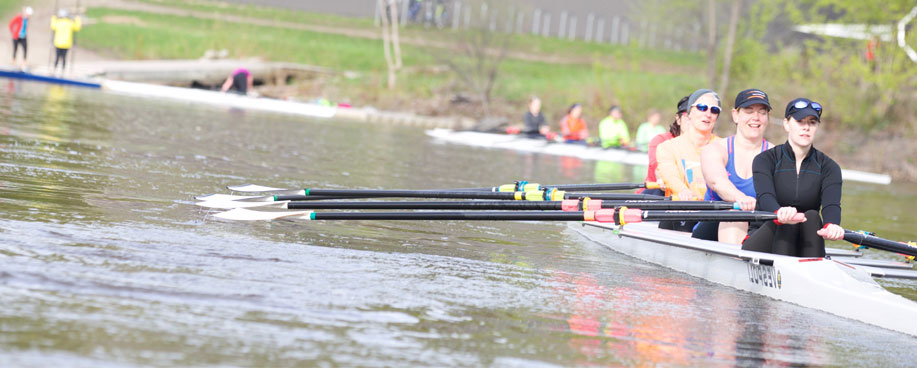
[638,95,687,196]
[8,6,33,69]
[221,68,254,95]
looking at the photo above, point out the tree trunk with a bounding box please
[706,0,717,89]
[378,0,396,89]
[389,0,403,69]
[718,0,741,95]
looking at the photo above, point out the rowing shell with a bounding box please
[570,221,917,336]
[426,128,892,185]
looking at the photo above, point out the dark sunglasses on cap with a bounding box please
[693,103,721,114]
[792,100,822,116]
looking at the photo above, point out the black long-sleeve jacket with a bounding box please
[752,142,842,225]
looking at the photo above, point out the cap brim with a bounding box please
[789,108,820,122]
[736,100,771,110]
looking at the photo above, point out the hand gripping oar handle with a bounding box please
[844,231,917,258]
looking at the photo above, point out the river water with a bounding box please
[1,81,915,367]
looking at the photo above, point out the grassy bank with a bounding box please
[80,3,703,129]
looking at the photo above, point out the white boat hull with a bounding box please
[570,221,917,336]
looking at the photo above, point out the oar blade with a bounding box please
[195,193,261,201]
[213,208,313,221]
[196,200,289,209]
[227,184,289,192]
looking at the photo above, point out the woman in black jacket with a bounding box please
[741,98,845,257]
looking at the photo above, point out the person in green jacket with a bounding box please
[598,105,631,149]
[634,110,666,152]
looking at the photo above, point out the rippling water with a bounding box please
[1,80,915,367]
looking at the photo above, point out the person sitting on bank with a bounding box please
[692,89,773,244]
[9,6,33,70]
[634,110,665,152]
[559,103,589,144]
[221,67,254,95]
[521,96,550,138]
[598,105,632,149]
[656,89,722,231]
[741,98,844,257]
[50,8,80,75]
[638,96,687,196]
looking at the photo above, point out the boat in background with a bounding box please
[426,128,893,185]
[0,67,101,88]
[570,221,917,336]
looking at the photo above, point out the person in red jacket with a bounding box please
[8,7,33,69]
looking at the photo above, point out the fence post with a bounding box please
[542,13,551,37]
[621,20,629,45]
[374,0,381,26]
[559,11,567,39]
[516,13,524,34]
[585,13,594,42]
[452,1,461,30]
[568,16,577,40]
[532,8,541,35]
[596,18,604,43]
[610,16,619,44]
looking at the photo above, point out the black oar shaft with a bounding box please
[313,211,587,221]
[844,231,917,257]
[631,210,779,222]
[296,189,665,201]
[285,200,734,211]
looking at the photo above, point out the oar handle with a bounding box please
[843,230,917,257]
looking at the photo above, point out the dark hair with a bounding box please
[669,96,690,137]
[568,103,581,114]
[608,105,621,114]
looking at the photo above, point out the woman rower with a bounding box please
[559,103,589,144]
[655,89,721,231]
[741,98,844,257]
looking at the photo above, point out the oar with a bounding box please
[197,197,740,210]
[226,181,660,193]
[844,230,917,258]
[213,208,788,223]
[273,189,665,201]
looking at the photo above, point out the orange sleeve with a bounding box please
[656,140,690,196]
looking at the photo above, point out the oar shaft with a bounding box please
[284,200,735,211]
[313,211,587,221]
[296,189,665,201]
[844,231,917,257]
[620,209,781,223]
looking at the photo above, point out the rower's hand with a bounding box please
[676,189,697,201]
[776,206,804,224]
[735,195,756,211]
[817,223,844,241]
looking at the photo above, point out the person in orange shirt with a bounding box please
[559,103,589,144]
[655,88,722,231]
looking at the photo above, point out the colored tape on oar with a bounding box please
[849,230,871,251]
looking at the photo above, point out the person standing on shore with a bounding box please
[221,67,254,95]
[50,9,81,75]
[598,105,631,149]
[692,88,773,243]
[9,6,33,70]
[634,110,665,152]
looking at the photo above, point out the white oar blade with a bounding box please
[213,208,313,221]
[195,193,261,201]
[196,200,289,209]
[227,184,288,192]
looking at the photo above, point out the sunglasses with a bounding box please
[693,103,721,114]
[792,100,822,116]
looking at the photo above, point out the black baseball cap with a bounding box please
[676,95,690,114]
[734,88,771,110]
[784,97,822,122]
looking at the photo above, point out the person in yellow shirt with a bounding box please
[655,88,722,231]
[50,9,81,74]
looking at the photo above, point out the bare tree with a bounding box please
[378,0,402,89]
[435,0,512,118]
[717,0,741,94]
[706,0,717,88]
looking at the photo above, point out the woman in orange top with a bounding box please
[655,89,722,231]
[559,103,589,143]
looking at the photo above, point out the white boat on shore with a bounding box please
[426,128,893,185]
[570,221,917,337]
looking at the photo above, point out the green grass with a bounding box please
[80,5,704,125]
[0,0,24,18]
